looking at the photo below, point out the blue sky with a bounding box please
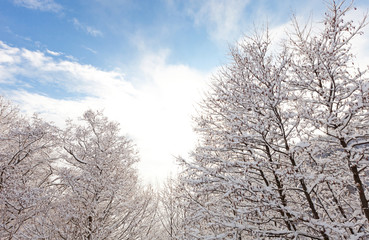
[2,0,224,71]
[1,0,369,183]
[1,0,336,71]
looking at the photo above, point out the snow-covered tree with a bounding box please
[179,29,300,239]
[0,97,58,239]
[53,110,158,240]
[0,99,164,239]
[158,177,187,240]
[179,1,369,239]
[289,0,369,235]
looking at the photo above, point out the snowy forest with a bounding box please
[1,1,369,239]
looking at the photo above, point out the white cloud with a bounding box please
[6,90,102,127]
[13,0,62,12]
[0,42,21,64]
[0,42,131,97]
[46,49,61,56]
[186,0,250,43]
[0,42,209,184]
[73,18,103,37]
[131,50,209,183]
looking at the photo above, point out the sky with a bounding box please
[1,0,369,184]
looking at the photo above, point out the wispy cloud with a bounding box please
[13,0,62,12]
[46,49,61,56]
[82,46,97,54]
[72,18,103,37]
[186,0,250,43]
[65,55,78,61]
